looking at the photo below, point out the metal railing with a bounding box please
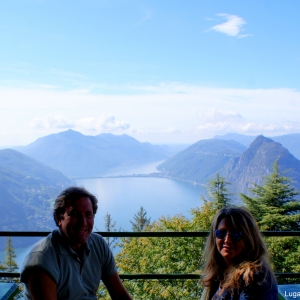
[1,231,300,280]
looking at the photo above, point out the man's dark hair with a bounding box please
[53,186,98,226]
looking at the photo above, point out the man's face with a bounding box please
[58,197,94,250]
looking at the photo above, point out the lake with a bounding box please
[76,176,206,231]
[0,161,207,270]
[75,160,207,230]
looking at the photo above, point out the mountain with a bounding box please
[0,149,73,231]
[271,134,300,160]
[158,134,300,200]
[16,130,171,177]
[220,135,300,195]
[157,139,246,183]
[213,132,300,160]
[213,133,257,147]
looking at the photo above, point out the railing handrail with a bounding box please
[1,231,300,237]
[1,272,300,279]
[1,231,300,281]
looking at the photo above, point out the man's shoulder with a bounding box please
[30,229,60,253]
[87,232,111,254]
[88,232,106,245]
[89,231,103,238]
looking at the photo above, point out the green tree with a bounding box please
[130,206,151,232]
[207,173,232,210]
[4,237,18,272]
[191,173,232,231]
[103,213,118,250]
[97,214,121,298]
[190,198,217,231]
[241,160,300,231]
[241,160,300,281]
[115,194,220,299]
[116,214,202,299]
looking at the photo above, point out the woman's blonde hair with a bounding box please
[201,206,274,293]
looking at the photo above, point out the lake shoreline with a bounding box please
[71,172,207,188]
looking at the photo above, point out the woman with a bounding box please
[200,207,278,300]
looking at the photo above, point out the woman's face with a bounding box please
[215,217,245,266]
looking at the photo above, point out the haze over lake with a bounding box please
[75,160,207,231]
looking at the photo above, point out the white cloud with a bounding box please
[30,114,130,134]
[197,108,244,123]
[210,14,252,38]
[195,119,300,137]
[194,107,300,137]
[159,127,182,134]
[30,115,74,130]
[238,122,298,134]
[76,115,130,132]
[1,84,300,146]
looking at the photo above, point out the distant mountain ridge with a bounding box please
[0,149,73,231]
[157,135,300,198]
[220,135,300,194]
[16,130,173,177]
[11,130,300,201]
[157,139,246,183]
[214,132,300,160]
[213,133,257,147]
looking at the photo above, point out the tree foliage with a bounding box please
[206,173,232,210]
[190,199,217,231]
[116,215,202,299]
[240,160,300,281]
[4,237,18,272]
[266,236,300,280]
[130,206,151,232]
[114,197,220,300]
[103,213,118,250]
[241,160,300,231]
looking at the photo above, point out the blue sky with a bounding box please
[1,0,300,146]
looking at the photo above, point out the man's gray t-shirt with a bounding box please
[21,229,117,300]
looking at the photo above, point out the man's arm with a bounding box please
[103,272,132,300]
[27,269,58,300]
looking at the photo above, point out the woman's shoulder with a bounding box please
[253,265,277,285]
[241,267,278,300]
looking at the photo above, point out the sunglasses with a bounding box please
[214,229,243,242]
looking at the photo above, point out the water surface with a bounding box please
[76,176,206,231]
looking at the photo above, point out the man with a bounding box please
[21,187,132,300]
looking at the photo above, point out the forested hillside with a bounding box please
[157,139,246,183]
[0,149,73,231]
